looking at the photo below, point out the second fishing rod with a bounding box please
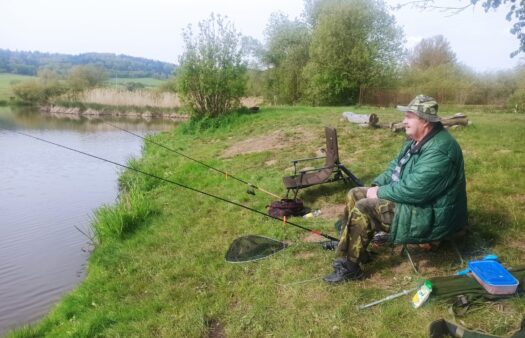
[4,128,338,242]
[105,122,281,199]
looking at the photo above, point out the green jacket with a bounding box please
[373,128,467,244]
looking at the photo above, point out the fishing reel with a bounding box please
[246,184,255,195]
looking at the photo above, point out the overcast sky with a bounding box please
[1,0,522,72]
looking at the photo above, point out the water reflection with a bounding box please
[0,106,175,335]
[0,105,175,132]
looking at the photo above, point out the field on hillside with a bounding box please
[0,73,37,101]
[0,73,167,102]
[8,106,525,337]
[106,77,167,88]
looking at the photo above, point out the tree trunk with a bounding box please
[342,112,379,127]
[390,114,469,132]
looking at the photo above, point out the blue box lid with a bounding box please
[468,260,519,286]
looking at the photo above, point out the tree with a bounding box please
[0,49,176,78]
[67,65,108,92]
[408,35,457,69]
[241,36,265,70]
[262,13,311,104]
[176,14,247,118]
[37,68,62,84]
[507,65,525,111]
[400,63,473,103]
[394,0,525,56]
[401,35,470,103]
[303,0,404,105]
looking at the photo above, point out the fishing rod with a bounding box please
[2,128,338,242]
[104,122,282,199]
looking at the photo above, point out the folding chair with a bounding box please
[282,127,363,199]
[400,228,467,274]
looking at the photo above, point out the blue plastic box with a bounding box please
[468,260,519,295]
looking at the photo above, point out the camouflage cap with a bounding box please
[397,95,440,122]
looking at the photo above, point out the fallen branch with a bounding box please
[342,112,379,127]
[390,113,469,132]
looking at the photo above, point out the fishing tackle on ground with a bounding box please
[357,287,417,310]
[225,235,287,263]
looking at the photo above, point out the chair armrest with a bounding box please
[297,165,335,174]
[291,156,326,175]
[291,156,326,165]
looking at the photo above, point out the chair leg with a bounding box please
[338,164,364,187]
[285,188,299,200]
[450,239,464,266]
[401,244,419,274]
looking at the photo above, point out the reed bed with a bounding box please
[80,88,181,108]
[79,88,263,109]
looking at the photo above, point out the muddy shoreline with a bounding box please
[40,104,189,121]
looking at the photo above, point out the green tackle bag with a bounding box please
[427,266,525,338]
[429,265,525,309]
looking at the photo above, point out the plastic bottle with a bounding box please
[303,209,322,218]
[411,280,432,308]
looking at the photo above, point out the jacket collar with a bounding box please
[410,123,444,154]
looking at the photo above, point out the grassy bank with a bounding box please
[8,106,525,337]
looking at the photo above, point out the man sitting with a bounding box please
[324,95,468,283]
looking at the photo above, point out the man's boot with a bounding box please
[323,258,364,284]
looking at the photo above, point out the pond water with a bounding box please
[0,106,175,335]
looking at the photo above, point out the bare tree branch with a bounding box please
[391,0,525,57]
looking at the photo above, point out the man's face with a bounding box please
[403,111,428,141]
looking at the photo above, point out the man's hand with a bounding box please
[366,186,379,199]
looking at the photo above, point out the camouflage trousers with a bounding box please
[335,187,395,264]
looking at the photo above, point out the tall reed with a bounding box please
[80,88,180,108]
[79,88,262,109]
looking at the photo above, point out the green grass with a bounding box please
[92,183,153,242]
[0,73,37,101]
[6,106,525,337]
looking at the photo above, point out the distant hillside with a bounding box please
[0,49,176,79]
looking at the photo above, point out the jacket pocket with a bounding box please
[409,206,434,238]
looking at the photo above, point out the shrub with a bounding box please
[11,80,66,104]
[124,81,146,91]
[177,14,247,118]
[507,88,525,113]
